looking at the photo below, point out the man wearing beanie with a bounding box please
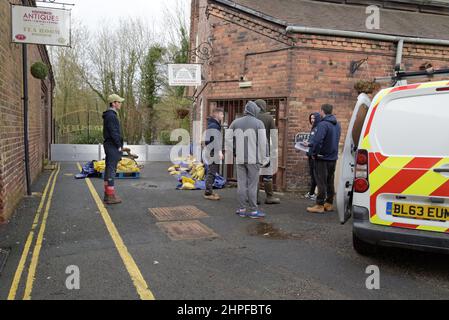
[255,99,281,205]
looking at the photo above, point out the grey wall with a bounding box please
[51,144,173,162]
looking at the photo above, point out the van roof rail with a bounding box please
[375,66,449,85]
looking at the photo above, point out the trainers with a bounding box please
[305,192,316,201]
[204,193,220,201]
[247,210,266,219]
[324,203,334,212]
[307,205,325,214]
[235,208,246,217]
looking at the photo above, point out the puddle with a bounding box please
[247,222,303,240]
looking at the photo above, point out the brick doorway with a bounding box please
[208,98,287,191]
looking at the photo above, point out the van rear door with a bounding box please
[337,93,371,224]
[368,87,449,232]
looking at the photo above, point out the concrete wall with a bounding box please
[51,145,174,162]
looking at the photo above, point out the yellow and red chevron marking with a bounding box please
[368,153,449,233]
[363,81,449,138]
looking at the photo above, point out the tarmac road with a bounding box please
[0,162,448,300]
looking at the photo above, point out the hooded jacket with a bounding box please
[309,114,341,161]
[205,116,222,146]
[255,100,276,141]
[103,108,123,149]
[228,101,268,165]
[306,112,322,157]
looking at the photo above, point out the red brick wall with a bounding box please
[190,0,449,191]
[0,0,53,222]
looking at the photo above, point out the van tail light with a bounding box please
[354,149,369,193]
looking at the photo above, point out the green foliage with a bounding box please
[72,130,103,145]
[159,131,177,145]
[141,45,165,109]
[30,62,49,80]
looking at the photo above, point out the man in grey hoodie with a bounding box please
[227,101,268,219]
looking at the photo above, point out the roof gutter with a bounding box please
[214,0,288,27]
[285,26,449,46]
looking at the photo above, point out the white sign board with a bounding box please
[168,64,202,86]
[11,5,71,47]
[294,132,311,153]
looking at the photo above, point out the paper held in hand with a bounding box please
[294,132,310,153]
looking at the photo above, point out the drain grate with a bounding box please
[157,220,218,241]
[0,248,10,275]
[149,205,209,221]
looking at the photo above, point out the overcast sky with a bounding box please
[40,0,190,35]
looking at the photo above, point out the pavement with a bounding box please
[0,162,449,300]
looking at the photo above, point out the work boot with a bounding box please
[104,194,122,205]
[204,193,220,201]
[264,181,280,205]
[324,203,334,212]
[307,205,325,214]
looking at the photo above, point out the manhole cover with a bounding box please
[157,220,218,241]
[0,248,10,275]
[149,206,209,221]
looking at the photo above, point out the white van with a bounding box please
[337,77,449,255]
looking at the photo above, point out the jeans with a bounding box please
[104,143,122,187]
[205,163,219,195]
[308,157,317,195]
[314,159,336,206]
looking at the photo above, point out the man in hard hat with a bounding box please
[103,94,125,205]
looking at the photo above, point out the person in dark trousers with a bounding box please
[307,104,341,214]
[255,99,280,205]
[228,101,268,219]
[302,112,322,201]
[103,94,126,205]
[204,108,224,201]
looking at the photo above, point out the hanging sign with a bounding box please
[168,64,202,86]
[11,4,71,47]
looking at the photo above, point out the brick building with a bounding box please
[0,0,54,222]
[189,0,449,191]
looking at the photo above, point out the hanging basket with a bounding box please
[175,108,190,119]
[354,80,380,94]
[30,62,49,80]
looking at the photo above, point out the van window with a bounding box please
[372,92,449,158]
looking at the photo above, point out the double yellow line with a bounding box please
[7,163,61,300]
[76,163,155,300]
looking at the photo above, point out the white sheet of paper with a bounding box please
[295,142,309,153]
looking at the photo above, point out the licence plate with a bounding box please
[387,202,449,222]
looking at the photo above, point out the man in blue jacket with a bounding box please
[204,108,224,201]
[307,104,341,214]
[103,94,125,205]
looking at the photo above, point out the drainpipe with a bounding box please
[396,39,404,66]
[285,26,449,46]
[22,0,31,196]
